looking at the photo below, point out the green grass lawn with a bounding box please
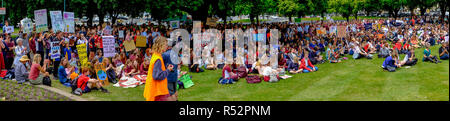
[46,45,448,101]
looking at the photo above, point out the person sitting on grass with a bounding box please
[378,42,390,58]
[382,50,402,72]
[28,54,50,85]
[14,55,30,84]
[58,57,74,87]
[400,48,418,66]
[222,64,239,82]
[104,58,118,84]
[138,58,150,75]
[423,43,441,64]
[352,41,373,59]
[77,67,109,93]
[326,44,341,63]
[438,42,449,60]
[299,50,318,73]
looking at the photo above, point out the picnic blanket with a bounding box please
[113,75,147,88]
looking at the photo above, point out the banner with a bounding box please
[0,8,5,15]
[50,11,64,32]
[337,26,346,38]
[5,26,14,33]
[119,30,124,38]
[34,9,48,32]
[50,41,61,59]
[136,36,147,47]
[63,12,75,33]
[21,18,33,34]
[102,36,116,58]
[170,21,180,28]
[123,40,136,52]
[76,44,88,67]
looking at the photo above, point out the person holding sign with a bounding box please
[143,36,174,101]
[77,67,110,94]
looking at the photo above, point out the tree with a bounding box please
[278,0,300,22]
[329,0,362,21]
[362,0,381,16]
[381,0,407,20]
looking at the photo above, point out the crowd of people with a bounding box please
[1,15,448,101]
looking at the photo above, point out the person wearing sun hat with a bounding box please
[14,55,30,84]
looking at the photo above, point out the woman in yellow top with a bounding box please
[143,36,174,101]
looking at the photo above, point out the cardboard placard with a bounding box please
[123,40,136,52]
[170,21,179,29]
[21,18,33,34]
[337,26,346,37]
[135,36,147,47]
[63,12,75,33]
[5,26,14,33]
[50,41,61,59]
[95,63,109,86]
[50,11,64,32]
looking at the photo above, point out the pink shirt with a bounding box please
[28,63,41,80]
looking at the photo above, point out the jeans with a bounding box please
[303,66,318,73]
[440,54,449,60]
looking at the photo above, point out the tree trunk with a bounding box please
[256,15,260,25]
[289,16,292,22]
[250,14,255,24]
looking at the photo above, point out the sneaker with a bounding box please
[101,88,110,93]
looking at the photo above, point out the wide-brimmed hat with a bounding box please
[19,55,30,62]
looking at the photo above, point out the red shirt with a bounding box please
[94,35,103,48]
[77,74,89,89]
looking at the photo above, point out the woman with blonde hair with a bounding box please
[143,36,174,101]
[28,54,50,85]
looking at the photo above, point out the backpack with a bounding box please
[246,75,261,84]
[237,66,248,78]
[179,74,194,88]
[42,76,52,86]
[70,77,80,92]
[387,66,396,72]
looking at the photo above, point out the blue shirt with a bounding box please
[383,56,396,68]
[63,47,72,60]
[162,49,178,83]
[58,65,68,84]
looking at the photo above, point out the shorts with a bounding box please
[168,82,177,95]
[83,86,91,93]
[30,75,44,85]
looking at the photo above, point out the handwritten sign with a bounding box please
[119,30,124,38]
[206,18,217,27]
[136,36,147,47]
[50,41,61,59]
[170,21,179,29]
[123,40,136,52]
[21,18,33,34]
[76,44,88,67]
[34,9,48,32]
[95,63,109,86]
[63,12,75,33]
[5,26,14,33]
[102,36,116,58]
[337,26,346,37]
[50,11,64,32]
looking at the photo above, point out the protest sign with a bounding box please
[337,26,346,37]
[76,44,88,67]
[21,18,33,34]
[103,26,112,35]
[123,40,136,52]
[5,26,14,33]
[136,36,147,47]
[63,12,75,33]
[50,41,61,59]
[34,9,48,32]
[377,34,384,39]
[206,17,217,27]
[119,30,124,38]
[170,21,180,28]
[330,26,337,35]
[102,36,116,58]
[50,11,64,32]
[0,8,5,15]
[95,63,109,86]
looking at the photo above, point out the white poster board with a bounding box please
[50,11,64,32]
[34,9,48,32]
[102,36,116,57]
[63,12,75,33]
[21,18,33,34]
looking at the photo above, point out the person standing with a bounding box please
[143,36,174,101]
[162,40,179,101]
[4,36,15,69]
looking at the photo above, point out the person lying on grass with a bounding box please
[77,67,109,93]
[423,43,441,64]
[28,54,51,85]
